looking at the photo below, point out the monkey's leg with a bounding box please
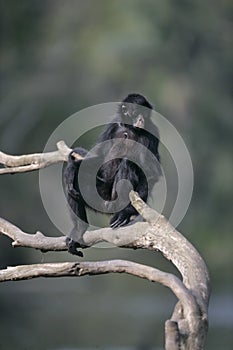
[66,187,89,256]
[110,170,148,228]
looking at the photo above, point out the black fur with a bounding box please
[64,93,161,255]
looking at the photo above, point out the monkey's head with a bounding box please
[120,93,153,128]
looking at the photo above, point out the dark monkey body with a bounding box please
[64,94,161,255]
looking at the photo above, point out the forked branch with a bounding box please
[0,143,210,350]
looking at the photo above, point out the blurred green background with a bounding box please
[0,1,232,349]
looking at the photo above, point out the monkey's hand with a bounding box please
[65,237,85,257]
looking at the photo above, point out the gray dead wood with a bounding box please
[0,142,210,349]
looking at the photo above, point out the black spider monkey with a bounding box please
[64,93,161,255]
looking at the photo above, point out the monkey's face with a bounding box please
[121,103,150,129]
[120,93,153,128]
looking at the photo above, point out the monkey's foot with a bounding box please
[110,212,131,229]
[65,237,85,257]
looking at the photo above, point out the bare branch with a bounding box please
[165,320,180,350]
[0,141,76,174]
[0,143,210,349]
[129,192,210,315]
[0,259,197,313]
[0,217,67,251]
[0,192,210,319]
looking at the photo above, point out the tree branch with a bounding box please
[0,143,210,349]
[0,217,67,251]
[0,191,209,349]
[0,141,76,174]
[0,191,210,315]
[0,259,197,314]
